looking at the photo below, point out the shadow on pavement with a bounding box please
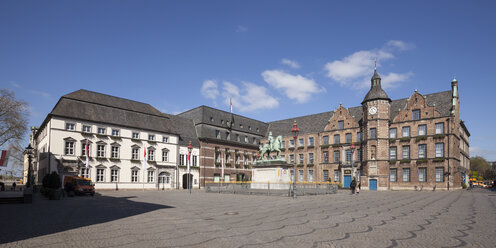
[0,192,173,244]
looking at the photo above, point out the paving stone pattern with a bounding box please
[1,189,495,248]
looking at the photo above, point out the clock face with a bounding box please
[369,106,377,115]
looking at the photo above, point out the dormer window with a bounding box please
[82,125,91,133]
[66,123,75,131]
[132,132,139,139]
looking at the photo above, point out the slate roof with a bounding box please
[178,105,269,137]
[45,89,178,136]
[390,90,452,121]
[163,114,200,147]
[267,90,453,137]
[63,89,164,116]
[362,70,391,104]
[267,111,333,137]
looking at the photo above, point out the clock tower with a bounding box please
[361,67,391,190]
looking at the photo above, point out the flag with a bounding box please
[230,96,232,113]
[187,152,191,175]
[0,150,8,167]
[221,154,224,179]
[142,147,147,170]
[85,141,89,168]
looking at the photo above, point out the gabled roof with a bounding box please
[46,89,178,135]
[390,90,452,121]
[267,90,454,138]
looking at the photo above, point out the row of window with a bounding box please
[81,168,173,183]
[390,167,445,182]
[66,141,178,162]
[389,123,444,139]
[209,117,260,132]
[317,122,445,144]
[280,137,316,148]
[66,123,170,143]
[215,151,256,164]
[321,149,362,163]
[215,130,259,144]
[390,143,444,160]
[178,154,198,166]
[285,153,315,164]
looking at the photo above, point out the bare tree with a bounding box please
[0,89,29,148]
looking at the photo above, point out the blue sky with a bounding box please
[1,0,495,161]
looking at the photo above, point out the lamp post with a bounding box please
[291,120,299,199]
[24,144,34,188]
[350,143,356,181]
[187,141,193,194]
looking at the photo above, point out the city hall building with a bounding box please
[28,69,469,191]
[264,69,470,190]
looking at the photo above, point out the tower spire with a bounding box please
[374,57,377,70]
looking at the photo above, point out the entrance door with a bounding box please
[369,179,377,191]
[182,173,193,189]
[158,172,170,189]
[344,175,352,188]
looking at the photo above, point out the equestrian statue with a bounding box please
[259,132,283,161]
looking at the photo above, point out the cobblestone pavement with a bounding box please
[1,188,495,248]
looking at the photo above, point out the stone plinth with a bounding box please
[252,160,292,189]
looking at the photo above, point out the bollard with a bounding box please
[267,181,270,196]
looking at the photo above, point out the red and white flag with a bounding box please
[221,154,225,179]
[85,141,89,168]
[187,151,191,175]
[142,147,147,170]
[230,96,232,113]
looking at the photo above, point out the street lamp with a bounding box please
[24,144,34,188]
[350,143,356,182]
[291,120,299,199]
[187,141,193,194]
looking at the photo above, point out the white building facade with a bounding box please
[33,90,183,190]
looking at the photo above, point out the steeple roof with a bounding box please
[362,69,391,104]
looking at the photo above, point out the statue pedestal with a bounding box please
[252,160,292,190]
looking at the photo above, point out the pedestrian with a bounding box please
[350,177,357,194]
[357,182,361,194]
[12,182,16,191]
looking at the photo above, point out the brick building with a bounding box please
[28,69,469,191]
[264,69,470,190]
[177,106,268,186]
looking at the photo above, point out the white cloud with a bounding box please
[201,80,219,100]
[324,40,414,89]
[281,58,300,69]
[384,40,415,51]
[470,146,496,160]
[381,72,414,89]
[261,70,324,103]
[236,25,248,33]
[11,81,20,88]
[221,81,278,112]
[28,89,51,98]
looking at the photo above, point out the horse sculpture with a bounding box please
[259,133,283,160]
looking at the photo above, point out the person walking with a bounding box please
[350,177,357,195]
[357,182,361,194]
[12,182,16,191]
